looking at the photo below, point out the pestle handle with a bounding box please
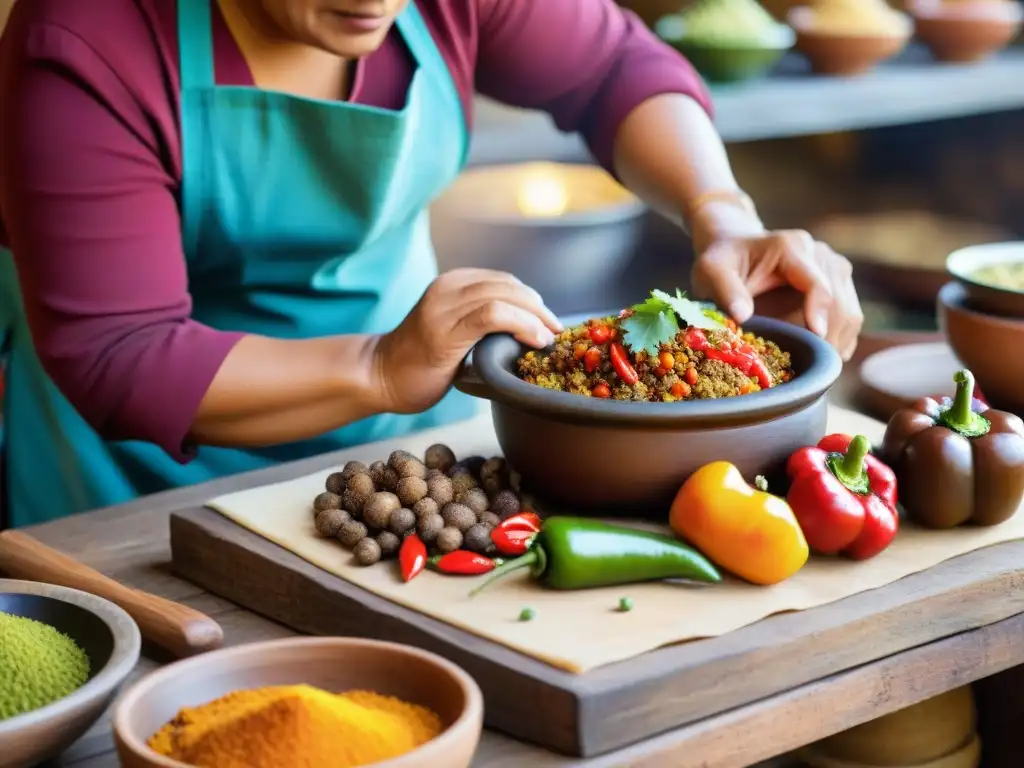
[0,530,224,658]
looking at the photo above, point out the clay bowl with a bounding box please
[946,240,1024,318]
[0,579,141,768]
[457,316,842,514]
[655,15,795,83]
[788,7,912,76]
[909,0,1022,63]
[938,281,1024,416]
[112,637,483,768]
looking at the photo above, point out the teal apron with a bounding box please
[0,0,476,528]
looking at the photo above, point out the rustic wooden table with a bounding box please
[21,332,1024,768]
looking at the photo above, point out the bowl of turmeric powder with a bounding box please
[111,636,484,768]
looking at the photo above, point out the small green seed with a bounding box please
[618,597,634,613]
[518,607,536,622]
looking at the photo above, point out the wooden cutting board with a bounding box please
[169,407,1024,758]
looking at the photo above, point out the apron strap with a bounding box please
[178,0,217,90]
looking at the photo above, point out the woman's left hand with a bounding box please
[691,228,864,362]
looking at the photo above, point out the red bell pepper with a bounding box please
[786,433,899,560]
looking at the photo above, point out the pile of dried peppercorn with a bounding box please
[310,445,527,577]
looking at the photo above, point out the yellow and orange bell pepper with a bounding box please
[670,462,808,585]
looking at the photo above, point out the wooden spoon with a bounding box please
[0,530,224,658]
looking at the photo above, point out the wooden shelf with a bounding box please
[468,45,1024,165]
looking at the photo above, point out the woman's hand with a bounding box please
[372,268,562,414]
[691,225,864,362]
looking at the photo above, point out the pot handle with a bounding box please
[453,349,498,401]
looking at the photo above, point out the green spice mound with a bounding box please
[677,0,782,46]
[0,611,90,721]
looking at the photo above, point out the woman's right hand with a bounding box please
[372,268,563,414]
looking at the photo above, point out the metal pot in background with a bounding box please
[429,163,648,316]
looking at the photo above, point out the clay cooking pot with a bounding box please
[457,317,842,514]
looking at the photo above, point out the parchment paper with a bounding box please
[206,406,1024,674]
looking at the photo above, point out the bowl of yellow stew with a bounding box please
[946,241,1024,318]
[655,0,796,83]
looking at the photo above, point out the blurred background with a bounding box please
[430,0,1024,334]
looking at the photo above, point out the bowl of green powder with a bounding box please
[656,0,796,83]
[0,579,141,768]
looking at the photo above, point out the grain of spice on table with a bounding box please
[309,443,524,579]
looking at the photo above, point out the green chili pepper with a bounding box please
[469,517,720,596]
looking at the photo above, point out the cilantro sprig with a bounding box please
[620,288,726,357]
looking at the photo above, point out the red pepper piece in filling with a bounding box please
[786,434,899,560]
[588,325,612,344]
[429,551,497,576]
[583,347,602,373]
[398,534,427,582]
[684,328,772,389]
[609,342,639,385]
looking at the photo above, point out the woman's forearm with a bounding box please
[611,93,766,248]
[190,333,385,447]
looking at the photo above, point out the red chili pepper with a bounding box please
[583,346,602,373]
[704,346,773,389]
[429,551,497,575]
[399,534,427,582]
[588,325,612,344]
[684,327,772,389]
[609,342,639,385]
[498,512,542,533]
[491,527,536,556]
[786,433,899,560]
[592,383,611,399]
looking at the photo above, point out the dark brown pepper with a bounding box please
[390,451,427,479]
[451,473,478,497]
[463,523,493,554]
[375,531,401,558]
[346,472,376,497]
[368,461,389,488]
[362,492,400,530]
[312,491,342,514]
[341,460,369,480]
[426,474,455,506]
[478,511,501,527]
[378,467,400,492]
[441,503,477,532]
[479,457,506,480]
[461,455,487,477]
[424,443,457,473]
[396,476,429,507]
[325,472,346,495]
[881,369,1024,529]
[481,476,504,497]
[342,489,372,516]
[354,537,382,566]
[388,508,417,536]
[490,490,521,520]
[338,521,369,548]
[416,513,444,544]
[412,497,440,520]
[456,487,489,515]
[314,508,348,538]
[436,527,464,553]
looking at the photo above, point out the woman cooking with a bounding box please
[0,0,862,528]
